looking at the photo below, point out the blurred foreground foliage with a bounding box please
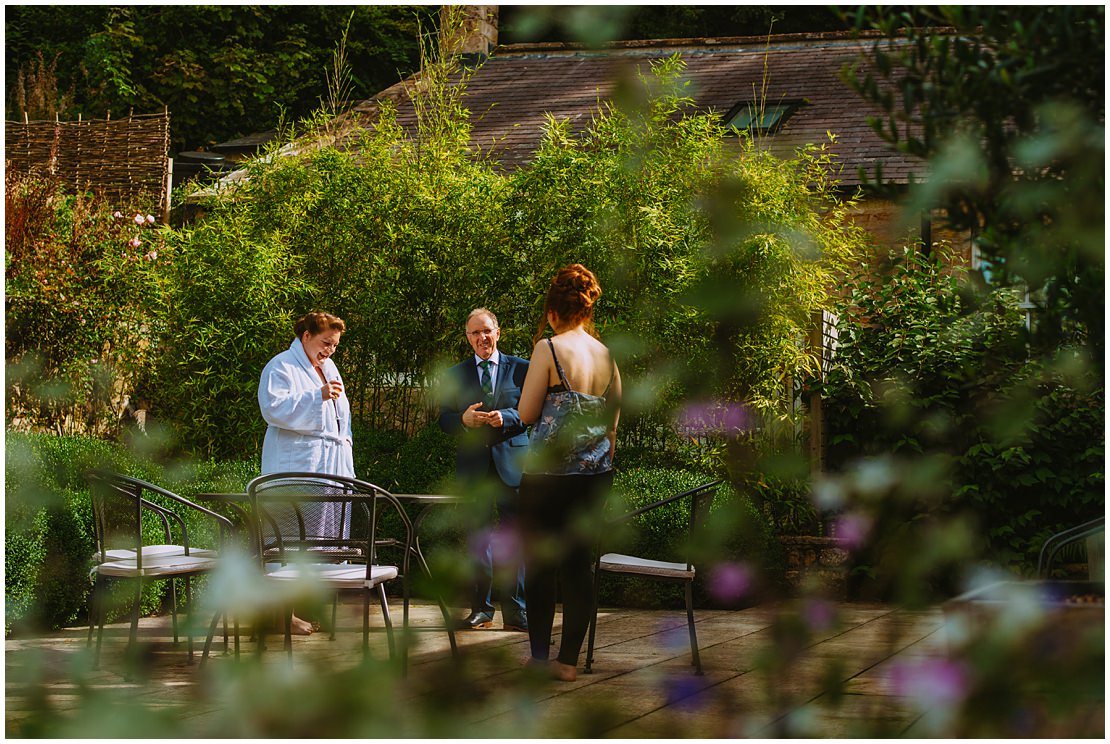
[4,5,1103,737]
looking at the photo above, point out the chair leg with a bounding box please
[585,565,602,674]
[86,575,100,648]
[685,581,702,675]
[169,576,180,644]
[284,606,294,659]
[91,575,106,670]
[363,590,371,658]
[255,612,267,659]
[434,594,459,657]
[415,544,458,657]
[184,575,195,662]
[126,580,143,675]
[377,584,397,666]
[200,611,223,668]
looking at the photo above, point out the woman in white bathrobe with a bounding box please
[258,311,354,477]
[257,311,354,635]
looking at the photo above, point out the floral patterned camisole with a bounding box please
[525,338,614,476]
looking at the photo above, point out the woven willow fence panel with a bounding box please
[5,111,171,213]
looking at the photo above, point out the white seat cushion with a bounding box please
[599,552,694,580]
[95,553,220,578]
[98,545,219,561]
[264,563,399,590]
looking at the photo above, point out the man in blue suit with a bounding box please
[438,308,529,631]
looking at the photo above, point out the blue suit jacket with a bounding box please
[438,353,530,488]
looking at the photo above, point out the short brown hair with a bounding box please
[294,311,346,337]
[536,264,602,340]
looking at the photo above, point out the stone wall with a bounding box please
[780,535,850,598]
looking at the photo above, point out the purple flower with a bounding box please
[889,658,970,709]
[801,598,836,631]
[488,524,522,565]
[133,213,145,225]
[833,512,872,551]
[145,214,155,224]
[467,528,493,560]
[128,236,142,248]
[708,562,753,603]
[664,673,707,710]
[675,401,753,436]
[657,621,689,651]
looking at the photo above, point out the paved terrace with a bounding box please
[5,599,1102,737]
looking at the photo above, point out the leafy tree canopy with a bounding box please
[500,5,861,45]
[5,5,432,152]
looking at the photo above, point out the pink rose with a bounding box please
[145,214,155,224]
[128,237,142,248]
[133,213,144,225]
[113,211,123,219]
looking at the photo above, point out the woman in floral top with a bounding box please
[517,264,622,682]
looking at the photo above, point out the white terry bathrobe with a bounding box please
[258,338,355,538]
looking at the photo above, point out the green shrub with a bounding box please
[353,422,455,495]
[4,432,255,635]
[5,172,162,437]
[817,244,1104,576]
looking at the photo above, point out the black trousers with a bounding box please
[519,470,614,665]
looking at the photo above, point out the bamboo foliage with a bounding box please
[5,111,170,214]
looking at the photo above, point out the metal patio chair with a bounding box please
[84,471,234,670]
[245,472,412,667]
[585,480,723,676]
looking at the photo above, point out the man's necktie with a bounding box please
[479,360,493,398]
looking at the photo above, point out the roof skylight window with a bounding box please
[724,100,801,135]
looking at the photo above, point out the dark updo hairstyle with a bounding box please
[535,264,602,342]
[295,311,346,338]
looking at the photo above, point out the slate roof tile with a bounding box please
[370,33,924,186]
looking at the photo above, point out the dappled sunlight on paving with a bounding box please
[6,599,1102,737]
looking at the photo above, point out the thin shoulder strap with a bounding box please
[546,338,573,390]
[602,352,616,396]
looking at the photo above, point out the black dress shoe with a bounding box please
[502,612,528,632]
[452,611,494,630]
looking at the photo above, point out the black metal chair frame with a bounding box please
[1037,515,1105,579]
[84,471,234,671]
[243,472,413,667]
[585,480,723,676]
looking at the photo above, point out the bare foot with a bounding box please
[289,614,316,636]
[549,660,577,682]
